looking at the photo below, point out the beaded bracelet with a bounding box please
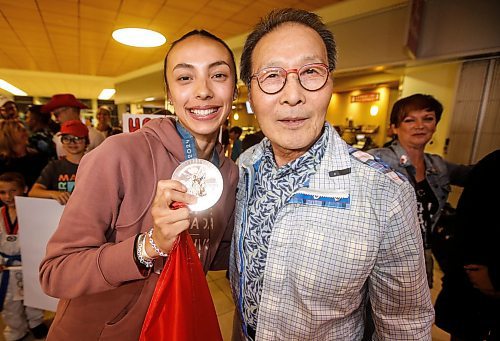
[147,228,169,257]
[136,233,154,268]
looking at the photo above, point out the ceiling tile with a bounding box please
[79,4,117,22]
[80,0,122,12]
[41,11,79,29]
[37,0,79,16]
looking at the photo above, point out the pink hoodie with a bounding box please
[40,117,238,340]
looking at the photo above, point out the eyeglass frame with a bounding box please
[250,63,332,95]
[60,135,86,144]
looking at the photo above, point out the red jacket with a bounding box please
[39,117,238,340]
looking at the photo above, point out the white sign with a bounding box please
[16,197,64,312]
[122,114,166,133]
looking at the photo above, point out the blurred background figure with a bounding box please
[241,130,264,153]
[220,119,230,155]
[0,119,48,190]
[434,149,500,341]
[29,120,88,205]
[0,172,49,340]
[229,126,242,161]
[0,98,19,120]
[368,93,472,288]
[95,105,122,138]
[25,104,57,160]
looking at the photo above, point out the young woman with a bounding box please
[39,30,239,340]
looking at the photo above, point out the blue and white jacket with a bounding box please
[229,123,434,340]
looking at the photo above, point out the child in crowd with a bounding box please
[29,120,88,205]
[0,172,48,340]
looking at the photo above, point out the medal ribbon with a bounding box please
[175,121,219,166]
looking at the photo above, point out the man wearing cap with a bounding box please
[42,94,104,158]
[29,120,88,205]
[0,97,19,119]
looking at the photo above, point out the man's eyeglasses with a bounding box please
[61,135,85,144]
[251,63,330,94]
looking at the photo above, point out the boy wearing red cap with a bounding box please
[41,93,104,158]
[29,120,88,205]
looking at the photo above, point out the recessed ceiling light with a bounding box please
[144,97,155,101]
[112,28,166,47]
[98,88,116,100]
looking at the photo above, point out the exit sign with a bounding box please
[350,92,380,103]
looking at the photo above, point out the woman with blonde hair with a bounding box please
[0,119,48,189]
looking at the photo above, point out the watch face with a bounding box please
[172,158,224,211]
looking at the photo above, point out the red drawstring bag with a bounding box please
[140,231,223,341]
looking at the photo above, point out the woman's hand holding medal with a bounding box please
[147,180,197,257]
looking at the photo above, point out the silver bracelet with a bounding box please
[147,228,169,257]
[136,233,154,268]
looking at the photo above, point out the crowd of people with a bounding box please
[0,94,121,340]
[0,7,497,341]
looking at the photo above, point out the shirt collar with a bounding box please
[260,124,329,179]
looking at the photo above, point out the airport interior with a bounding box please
[0,0,499,340]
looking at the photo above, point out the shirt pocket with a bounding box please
[285,207,376,303]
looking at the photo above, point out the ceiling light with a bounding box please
[0,79,27,96]
[98,88,116,100]
[112,28,166,47]
[144,97,155,101]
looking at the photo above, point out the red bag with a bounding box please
[140,231,223,341]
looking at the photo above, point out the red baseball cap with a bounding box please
[42,94,88,113]
[60,120,89,138]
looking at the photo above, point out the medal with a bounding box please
[172,159,223,211]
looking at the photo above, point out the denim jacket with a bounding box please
[368,140,472,233]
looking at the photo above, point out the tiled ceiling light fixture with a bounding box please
[98,88,116,100]
[0,79,27,96]
[112,28,166,47]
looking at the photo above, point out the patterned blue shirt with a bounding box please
[242,124,329,331]
[230,122,434,340]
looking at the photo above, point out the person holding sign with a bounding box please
[39,30,238,340]
[0,172,48,340]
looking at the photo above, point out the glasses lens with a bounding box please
[257,67,286,94]
[299,64,329,91]
[61,136,82,144]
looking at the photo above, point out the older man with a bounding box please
[229,8,434,341]
[42,93,105,157]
